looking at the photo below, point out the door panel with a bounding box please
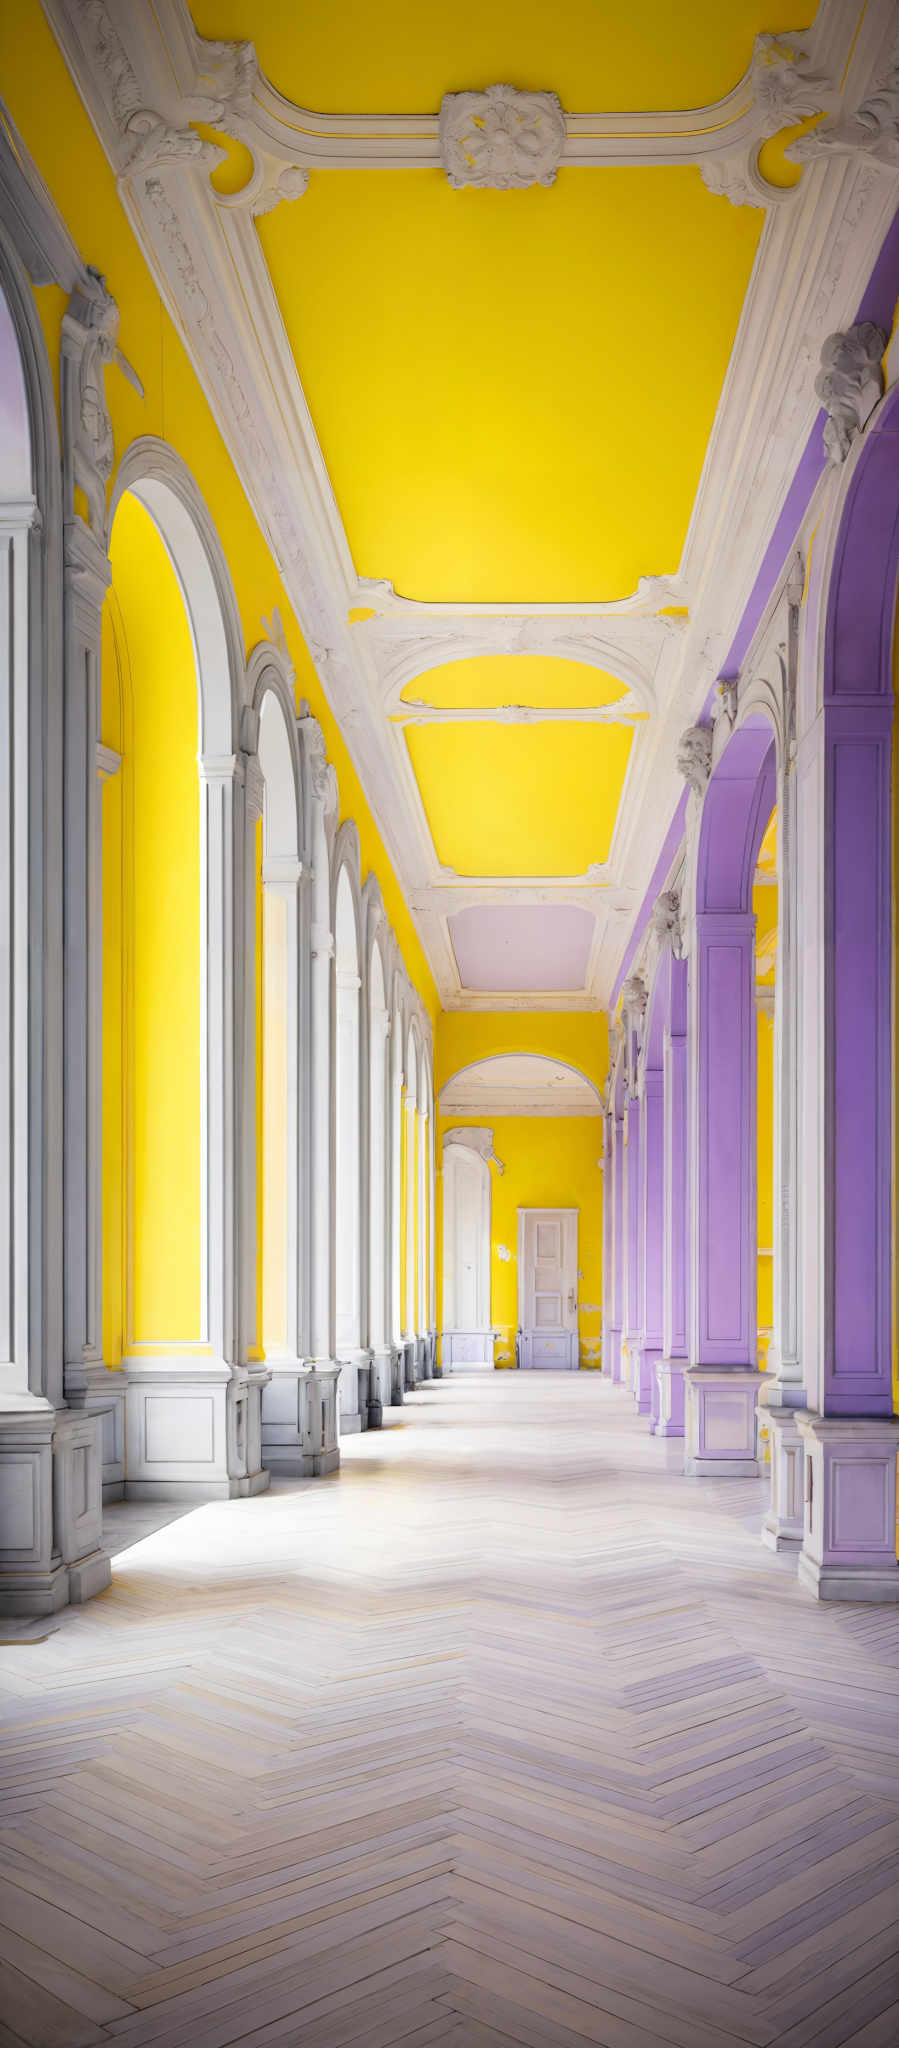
[519,1209,579,1369]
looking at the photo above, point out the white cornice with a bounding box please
[41,0,899,1012]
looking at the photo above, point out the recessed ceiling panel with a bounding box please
[258,168,762,602]
[406,722,633,875]
[400,654,629,709]
[191,4,816,116]
[449,904,595,991]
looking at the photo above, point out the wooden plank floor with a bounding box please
[1,1369,898,2047]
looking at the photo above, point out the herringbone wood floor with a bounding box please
[1,1370,898,2047]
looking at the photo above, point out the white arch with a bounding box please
[440,1053,603,1118]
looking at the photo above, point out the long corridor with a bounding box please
[2,1372,899,2047]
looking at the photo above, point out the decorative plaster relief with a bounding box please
[676,724,713,797]
[443,1127,505,1174]
[61,267,119,535]
[787,34,899,167]
[650,889,682,956]
[621,974,648,1022]
[438,85,566,190]
[814,323,887,462]
[496,1245,513,1263]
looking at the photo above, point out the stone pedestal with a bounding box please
[336,1349,371,1433]
[655,1359,686,1438]
[606,1326,623,1383]
[368,1347,393,1425]
[403,1339,417,1391]
[123,1358,269,1499]
[0,1398,110,1616]
[684,1367,762,1476]
[632,1344,656,1418]
[263,1361,340,1475]
[796,1415,899,1601]
[80,1361,126,1501]
[389,1346,405,1406]
[759,1399,804,1550]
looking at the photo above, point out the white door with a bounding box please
[518,1209,579,1369]
[442,1143,493,1366]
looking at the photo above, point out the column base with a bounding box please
[0,1397,110,1616]
[796,1414,899,1601]
[262,1362,340,1475]
[336,1349,372,1432]
[684,1367,762,1476]
[79,1361,126,1501]
[632,1344,657,1418]
[389,1345,405,1405]
[759,1400,805,1550]
[654,1359,686,1437]
[402,1338,417,1391]
[368,1347,394,1427]
[606,1327,623,1384]
[122,1357,270,1500]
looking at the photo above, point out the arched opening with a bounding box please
[334,865,362,1358]
[753,806,778,1381]
[101,491,203,1366]
[100,450,264,1499]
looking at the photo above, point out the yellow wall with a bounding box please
[437,1113,603,1367]
[1,0,436,1034]
[436,1010,608,1366]
[756,1009,774,1367]
[102,496,203,1356]
[437,1011,608,1097]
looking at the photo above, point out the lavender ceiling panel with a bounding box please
[448,904,595,992]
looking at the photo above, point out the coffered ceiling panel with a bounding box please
[406,722,634,875]
[258,167,762,603]
[190,2,816,116]
[449,905,596,992]
[49,0,888,1018]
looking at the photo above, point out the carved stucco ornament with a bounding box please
[443,1126,505,1174]
[701,31,831,208]
[621,973,648,1022]
[676,724,713,797]
[61,266,119,535]
[814,323,887,463]
[650,889,683,956]
[439,84,566,190]
[787,38,899,169]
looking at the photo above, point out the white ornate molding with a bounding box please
[787,31,899,169]
[40,0,899,1011]
[438,85,566,191]
[60,267,119,535]
[815,322,887,462]
[442,1126,505,1173]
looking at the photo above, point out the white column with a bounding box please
[308,792,334,1367]
[388,1009,405,1404]
[417,1102,429,1377]
[428,1088,438,1374]
[367,1003,391,1420]
[404,1085,417,1387]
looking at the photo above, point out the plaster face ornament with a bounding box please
[676,724,713,797]
[814,324,887,463]
[621,974,648,1022]
[64,267,120,532]
[650,889,682,955]
[439,84,566,190]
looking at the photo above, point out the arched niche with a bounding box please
[102,442,266,1499]
[442,1131,496,1369]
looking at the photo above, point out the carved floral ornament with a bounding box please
[442,1126,505,1174]
[438,85,566,190]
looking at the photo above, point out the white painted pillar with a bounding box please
[367,1001,391,1420]
[388,1009,405,1404]
[308,788,334,1367]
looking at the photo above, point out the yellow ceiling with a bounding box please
[406,723,633,875]
[191,4,816,115]
[399,655,630,709]
[260,168,761,603]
